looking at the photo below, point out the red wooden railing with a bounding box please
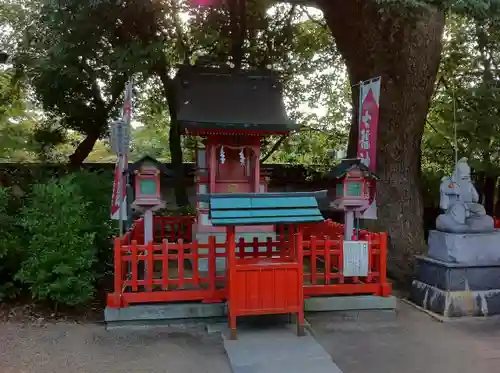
[129,215,195,243]
[302,232,390,297]
[107,217,391,308]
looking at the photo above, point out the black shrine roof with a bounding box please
[328,158,379,180]
[127,155,171,176]
[173,65,299,134]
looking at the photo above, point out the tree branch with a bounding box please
[170,0,191,65]
[425,118,455,151]
[79,61,106,112]
[229,0,246,69]
[299,5,327,29]
[106,74,128,113]
[260,135,287,163]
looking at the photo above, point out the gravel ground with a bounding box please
[308,301,500,373]
[0,321,231,373]
[3,301,500,373]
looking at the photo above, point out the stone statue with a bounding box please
[436,157,494,233]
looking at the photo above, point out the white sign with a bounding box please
[343,240,369,277]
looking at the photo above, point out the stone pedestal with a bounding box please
[411,230,500,317]
[427,230,500,264]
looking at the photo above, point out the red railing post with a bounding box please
[324,236,331,285]
[379,232,391,296]
[192,240,199,287]
[114,238,122,295]
[106,237,124,308]
[162,239,169,290]
[178,239,185,289]
[338,238,344,284]
[296,227,305,334]
[208,235,216,297]
[238,237,245,259]
[366,233,373,283]
[131,240,138,292]
[310,235,317,285]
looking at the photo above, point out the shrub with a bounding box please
[16,175,97,307]
[0,187,23,300]
[70,170,115,275]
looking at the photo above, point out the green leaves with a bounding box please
[15,175,99,307]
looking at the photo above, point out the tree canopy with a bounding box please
[2,0,500,280]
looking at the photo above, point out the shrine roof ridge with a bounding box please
[328,158,379,180]
[198,190,328,203]
[173,65,298,133]
[176,64,282,78]
[127,155,171,176]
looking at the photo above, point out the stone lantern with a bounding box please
[328,158,378,239]
[128,155,170,243]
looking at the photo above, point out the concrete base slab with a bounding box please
[305,295,397,312]
[105,302,226,327]
[411,279,500,317]
[222,324,343,373]
[105,296,397,326]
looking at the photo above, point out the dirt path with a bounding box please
[3,301,500,373]
[308,301,500,373]
[0,322,231,373]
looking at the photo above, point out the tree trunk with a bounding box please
[68,130,101,166]
[322,0,445,283]
[157,71,190,208]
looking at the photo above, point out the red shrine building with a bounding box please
[106,65,392,335]
[173,65,300,271]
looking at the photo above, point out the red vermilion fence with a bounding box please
[130,215,195,243]
[107,217,391,308]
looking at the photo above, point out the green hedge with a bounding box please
[0,170,114,307]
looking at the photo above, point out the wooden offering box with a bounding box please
[208,192,325,339]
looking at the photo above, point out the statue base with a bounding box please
[411,255,500,317]
[427,230,500,265]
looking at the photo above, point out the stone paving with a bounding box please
[308,301,500,373]
[222,323,342,373]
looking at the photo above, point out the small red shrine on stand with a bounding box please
[174,65,300,272]
[105,65,392,334]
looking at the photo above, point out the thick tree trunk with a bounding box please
[68,130,101,166]
[322,1,445,283]
[157,70,190,208]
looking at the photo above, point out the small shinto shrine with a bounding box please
[174,65,300,272]
[106,65,392,336]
